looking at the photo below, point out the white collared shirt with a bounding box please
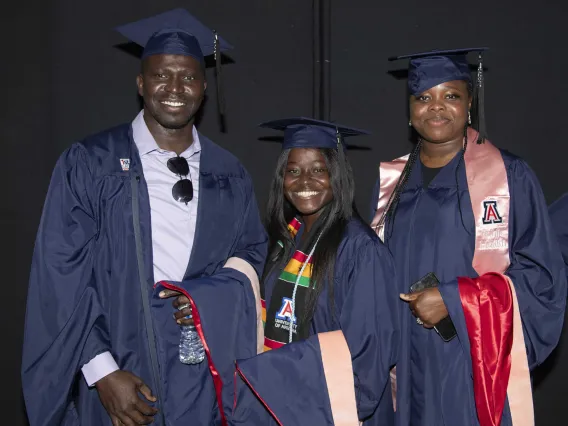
[81,110,201,386]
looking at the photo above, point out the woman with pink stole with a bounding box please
[370,48,566,426]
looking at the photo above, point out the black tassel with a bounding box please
[336,128,350,208]
[335,127,342,148]
[336,128,347,161]
[213,31,226,130]
[475,53,486,144]
[336,128,347,171]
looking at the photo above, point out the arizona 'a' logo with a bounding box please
[482,200,503,224]
[276,297,297,323]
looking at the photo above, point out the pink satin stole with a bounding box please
[370,155,409,241]
[318,331,362,426]
[224,257,264,354]
[369,155,408,411]
[371,127,533,425]
[465,128,533,426]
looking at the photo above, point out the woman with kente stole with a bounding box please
[370,48,566,426]
[231,117,399,425]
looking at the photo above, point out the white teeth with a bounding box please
[296,191,319,198]
[161,101,185,107]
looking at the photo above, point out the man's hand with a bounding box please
[95,370,158,425]
[399,287,449,328]
[159,289,194,326]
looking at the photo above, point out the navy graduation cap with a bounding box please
[115,8,233,63]
[389,47,489,143]
[116,8,233,121]
[389,47,487,96]
[259,117,369,150]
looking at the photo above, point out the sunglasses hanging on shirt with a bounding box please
[167,156,193,204]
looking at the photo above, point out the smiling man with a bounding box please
[22,9,267,426]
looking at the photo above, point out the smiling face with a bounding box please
[409,80,472,144]
[283,148,334,225]
[136,54,206,131]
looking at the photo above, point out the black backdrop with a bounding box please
[3,0,567,424]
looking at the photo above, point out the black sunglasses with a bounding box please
[167,156,193,204]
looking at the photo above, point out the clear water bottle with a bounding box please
[178,304,205,364]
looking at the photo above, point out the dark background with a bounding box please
[3,0,567,424]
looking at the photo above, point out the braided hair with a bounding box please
[381,139,421,241]
[381,83,475,240]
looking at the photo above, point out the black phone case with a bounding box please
[434,316,457,342]
[409,272,457,342]
[409,272,440,293]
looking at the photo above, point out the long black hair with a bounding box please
[263,146,360,327]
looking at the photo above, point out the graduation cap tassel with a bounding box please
[214,31,226,130]
[336,128,346,166]
[335,127,350,206]
[335,127,342,148]
[476,53,486,144]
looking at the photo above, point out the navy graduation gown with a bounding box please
[22,123,267,425]
[231,218,399,425]
[370,151,566,426]
[549,192,568,273]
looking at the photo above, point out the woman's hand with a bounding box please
[400,287,448,327]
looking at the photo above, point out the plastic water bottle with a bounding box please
[178,304,205,364]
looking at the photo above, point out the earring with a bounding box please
[408,119,412,127]
[468,111,471,125]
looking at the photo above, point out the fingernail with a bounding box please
[176,320,181,324]
[159,291,165,297]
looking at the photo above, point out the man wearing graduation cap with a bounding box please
[22,9,267,426]
[230,118,399,425]
[370,48,566,425]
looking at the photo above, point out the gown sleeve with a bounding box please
[549,191,568,272]
[438,159,567,424]
[22,145,110,426]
